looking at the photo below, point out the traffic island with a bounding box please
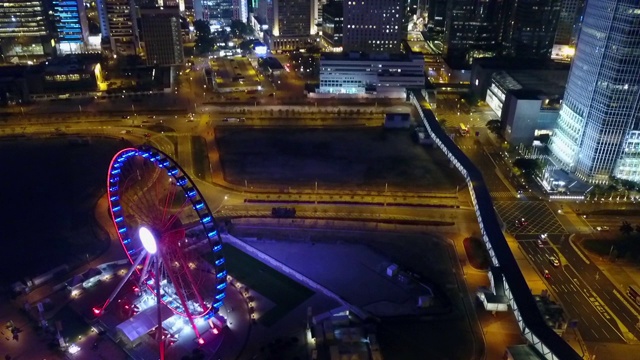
[463,237,490,270]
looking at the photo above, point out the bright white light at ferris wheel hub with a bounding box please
[139,226,158,254]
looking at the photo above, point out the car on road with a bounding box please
[596,226,610,231]
[121,115,130,119]
[515,218,528,227]
[147,115,156,119]
[538,234,548,247]
[548,256,560,267]
[144,133,151,138]
[119,130,132,134]
[223,117,240,122]
[543,270,551,279]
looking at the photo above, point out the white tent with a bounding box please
[116,304,175,346]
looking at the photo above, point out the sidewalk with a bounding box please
[448,231,524,360]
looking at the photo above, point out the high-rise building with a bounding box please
[549,0,640,184]
[97,0,139,55]
[316,0,327,29]
[265,0,312,51]
[200,0,233,26]
[444,0,505,69]
[52,0,89,54]
[321,0,342,51]
[554,0,584,46]
[502,0,561,59]
[232,0,248,22]
[140,7,184,65]
[342,0,403,53]
[427,0,447,29]
[0,0,55,57]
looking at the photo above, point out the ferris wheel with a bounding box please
[95,145,227,343]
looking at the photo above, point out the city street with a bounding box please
[518,237,627,343]
[495,201,565,235]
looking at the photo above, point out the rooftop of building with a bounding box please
[320,51,419,62]
[493,68,568,98]
[43,55,101,74]
[472,57,570,72]
[260,56,284,70]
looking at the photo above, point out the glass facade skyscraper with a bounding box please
[52,0,88,53]
[549,0,640,183]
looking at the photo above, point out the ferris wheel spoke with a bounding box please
[105,146,225,338]
[161,198,191,232]
[125,192,158,228]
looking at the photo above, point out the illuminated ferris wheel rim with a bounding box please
[106,145,228,320]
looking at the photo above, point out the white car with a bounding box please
[596,226,610,231]
[548,256,560,267]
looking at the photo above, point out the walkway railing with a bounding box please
[409,89,580,360]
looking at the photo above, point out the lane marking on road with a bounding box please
[568,234,590,264]
[613,289,640,318]
[567,264,634,342]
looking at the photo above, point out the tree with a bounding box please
[512,158,541,175]
[486,119,501,134]
[193,20,215,54]
[193,20,211,38]
[620,221,634,236]
[230,20,254,38]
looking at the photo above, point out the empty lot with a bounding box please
[215,127,464,192]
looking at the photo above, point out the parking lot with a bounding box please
[495,201,566,235]
[211,57,261,92]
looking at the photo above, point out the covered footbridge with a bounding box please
[409,89,580,360]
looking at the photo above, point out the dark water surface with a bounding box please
[0,138,126,285]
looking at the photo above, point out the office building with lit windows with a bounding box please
[342,0,403,53]
[501,0,561,59]
[321,0,342,51]
[318,52,424,97]
[97,0,139,55]
[0,0,55,58]
[262,0,312,51]
[199,0,233,26]
[549,0,640,184]
[444,0,505,69]
[140,7,184,65]
[52,0,89,54]
[232,0,248,22]
[555,0,585,46]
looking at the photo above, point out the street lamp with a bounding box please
[212,195,229,213]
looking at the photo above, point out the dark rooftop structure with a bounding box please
[471,57,570,100]
[320,51,416,62]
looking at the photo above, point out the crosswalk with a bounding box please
[490,191,517,199]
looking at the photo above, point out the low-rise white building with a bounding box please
[318,52,425,98]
